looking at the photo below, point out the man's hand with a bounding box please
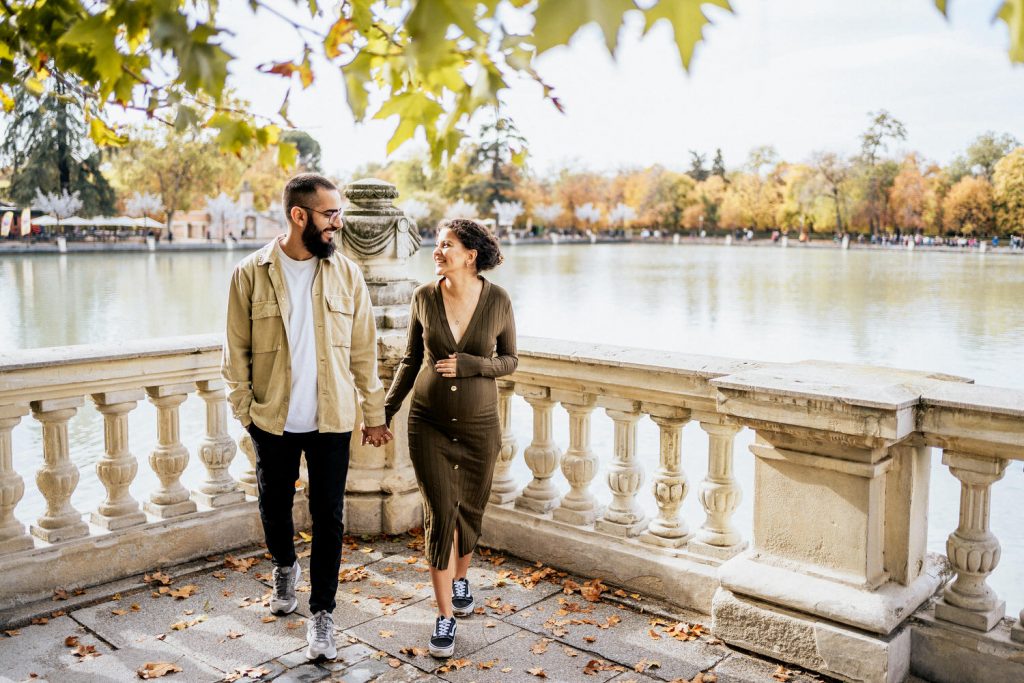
[435,353,458,378]
[361,423,394,448]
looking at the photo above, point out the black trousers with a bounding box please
[248,424,351,614]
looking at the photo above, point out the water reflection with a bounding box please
[2,244,1022,608]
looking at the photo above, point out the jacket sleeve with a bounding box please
[383,293,424,426]
[349,268,387,428]
[222,264,254,427]
[455,299,518,379]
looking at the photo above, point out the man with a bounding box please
[222,173,393,661]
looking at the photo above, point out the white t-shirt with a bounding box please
[277,248,319,432]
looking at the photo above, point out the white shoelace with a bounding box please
[453,579,470,599]
[313,612,332,641]
[434,617,455,638]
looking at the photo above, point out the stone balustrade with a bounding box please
[2,334,1022,683]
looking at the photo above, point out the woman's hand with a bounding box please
[434,353,458,378]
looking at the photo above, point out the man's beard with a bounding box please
[302,220,336,259]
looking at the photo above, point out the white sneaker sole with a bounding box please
[305,642,337,661]
[269,564,301,615]
[452,599,475,617]
[429,642,455,658]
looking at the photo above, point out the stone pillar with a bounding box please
[641,407,691,548]
[709,364,945,683]
[692,420,745,556]
[934,451,1008,631]
[90,391,147,530]
[0,404,33,554]
[595,402,646,536]
[144,384,197,519]
[1013,611,1024,644]
[195,380,246,508]
[489,380,519,505]
[237,432,259,497]
[337,178,424,534]
[553,392,601,525]
[30,397,89,542]
[514,386,562,514]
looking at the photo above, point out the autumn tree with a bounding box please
[943,176,994,235]
[889,154,929,233]
[993,147,1024,232]
[856,110,906,234]
[810,151,850,234]
[0,78,115,214]
[948,131,1020,182]
[687,151,710,182]
[712,148,727,179]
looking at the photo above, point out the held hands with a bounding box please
[435,353,458,378]
[360,423,394,448]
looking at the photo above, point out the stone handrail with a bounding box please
[2,334,1023,682]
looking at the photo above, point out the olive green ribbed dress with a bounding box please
[384,277,518,570]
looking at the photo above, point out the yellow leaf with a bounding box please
[324,17,354,59]
[643,0,733,70]
[136,662,183,679]
[533,0,635,56]
[0,88,14,113]
[25,76,45,96]
[277,141,299,169]
[997,0,1024,63]
[299,531,313,543]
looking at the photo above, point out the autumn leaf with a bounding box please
[224,556,258,573]
[580,578,607,602]
[144,572,173,586]
[583,635,597,643]
[388,658,402,668]
[73,643,101,660]
[64,636,80,647]
[378,629,394,638]
[3,630,19,637]
[530,638,551,655]
[298,531,313,543]
[533,0,636,55]
[634,658,661,672]
[31,617,49,625]
[527,667,548,678]
[772,665,794,682]
[399,646,430,656]
[642,0,732,70]
[169,585,198,600]
[136,661,183,679]
[53,588,69,601]
[226,630,244,639]
[111,609,128,616]
[478,659,498,669]
[261,616,277,623]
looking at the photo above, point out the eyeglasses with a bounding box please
[298,206,344,226]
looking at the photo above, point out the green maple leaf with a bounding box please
[643,0,732,70]
[374,91,443,156]
[342,50,373,120]
[533,0,636,56]
[406,0,480,70]
[58,14,124,84]
[997,0,1024,62]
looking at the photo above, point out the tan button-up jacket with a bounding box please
[221,238,386,435]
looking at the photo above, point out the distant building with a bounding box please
[169,183,286,241]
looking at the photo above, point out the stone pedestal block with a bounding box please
[712,588,911,683]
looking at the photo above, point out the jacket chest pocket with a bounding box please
[251,300,284,353]
[326,294,354,347]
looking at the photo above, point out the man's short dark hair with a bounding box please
[283,173,337,223]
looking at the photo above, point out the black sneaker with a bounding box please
[451,577,474,617]
[429,615,457,658]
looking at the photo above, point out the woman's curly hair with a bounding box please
[439,218,504,272]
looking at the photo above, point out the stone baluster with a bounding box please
[693,420,745,556]
[641,407,692,548]
[195,380,246,507]
[596,402,646,536]
[144,384,197,518]
[935,451,1008,631]
[90,391,147,530]
[237,431,259,497]
[489,380,519,504]
[30,398,89,542]
[1013,610,1024,643]
[0,404,33,553]
[514,386,562,513]
[553,392,601,525]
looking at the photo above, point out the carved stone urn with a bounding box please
[341,178,421,330]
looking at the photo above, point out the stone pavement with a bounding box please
[0,531,836,683]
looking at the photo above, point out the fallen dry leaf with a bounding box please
[136,661,183,679]
[224,556,258,573]
[73,643,101,661]
[478,659,498,669]
[111,609,128,616]
[52,589,69,601]
[634,658,661,673]
[226,631,244,639]
[583,635,597,643]
[772,665,794,682]
[530,638,551,655]
[285,620,302,630]
[131,603,141,612]
[378,629,394,638]
[261,616,277,623]
[405,556,418,564]
[50,610,66,618]
[527,667,548,678]
[399,646,430,657]
[648,628,662,640]
[388,658,402,668]
[298,531,313,543]
[501,667,513,673]
[580,578,607,602]
[338,566,369,583]
[144,572,173,586]
[64,636,80,647]
[3,630,19,637]
[31,617,49,625]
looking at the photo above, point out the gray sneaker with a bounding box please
[305,610,337,660]
[270,560,301,615]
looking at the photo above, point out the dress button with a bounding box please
[453,464,459,470]
[450,386,457,392]
[452,438,458,443]
[451,418,457,422]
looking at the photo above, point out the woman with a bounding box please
[383,218,518,658]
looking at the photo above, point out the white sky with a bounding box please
[95,1,1024,178]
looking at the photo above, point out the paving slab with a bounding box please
[0,615,114,682]
[326,657,441,682]
[46,640,226,683]
[460,553,566,619]
[607,672,663,683]
[73,566,310,673]
[434,629,627,683]
[271,661,331,682]
[709,652,824,683]
[506,593,729,682]
[345,599,520,670]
